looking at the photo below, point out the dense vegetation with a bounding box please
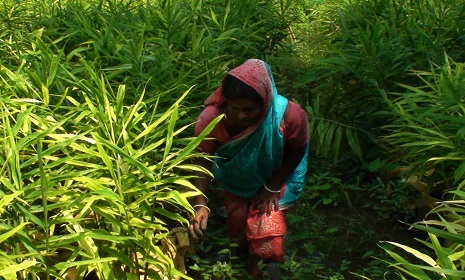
[1,0,464,279]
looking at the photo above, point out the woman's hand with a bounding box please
[254,186,281,216]
[189,206,209,239]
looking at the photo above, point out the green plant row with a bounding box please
[286,0,465,279]
[0,47,227,278]
[0,0,303,279]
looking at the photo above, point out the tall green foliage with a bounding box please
[0,0,301,278]
[382,58,465,193]
[0,36,221,278]
[284,1,465,278]
[293,0,465,164]
[377,58,465,279]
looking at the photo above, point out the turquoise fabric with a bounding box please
[280,143,309,206]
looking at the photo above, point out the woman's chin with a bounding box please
[238,122,253,129]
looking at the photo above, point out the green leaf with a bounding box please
[154,207,189,224]
[382,241,437,267]
[160,102,178,174]
[0,191,23,214]
[0,223,28,243]
[453,160,465,183]
[53,257,117,270]
[0,260,38,279]
[92,132,154,180]
[412,224,465,245]
[165,115,223,172]
[345,129,362,160]
[382,248,431,279]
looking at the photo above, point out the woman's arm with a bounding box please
[190,106,222,238]
[189,157,213,238]
[254,143,308,216]
[255,102,310,216]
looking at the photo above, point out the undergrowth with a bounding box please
[185,157,420,279]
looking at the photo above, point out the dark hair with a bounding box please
[221,74,263,105]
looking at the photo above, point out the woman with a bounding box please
[189,59,309,276]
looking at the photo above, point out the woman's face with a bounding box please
[226,97,263,128]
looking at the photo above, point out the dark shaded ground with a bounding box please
[287,202,424,280]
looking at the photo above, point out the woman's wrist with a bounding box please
[194,194,208,206]
[193,204,211,213]
[193,195,210,213]
[263,183,281,193]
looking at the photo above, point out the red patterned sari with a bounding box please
[224,190,287,262]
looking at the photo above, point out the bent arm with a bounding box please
[267,103,310,191]
[267,143,308,191]
[254,142,308,216]
[189,156,213,238]
[255,103,310,215]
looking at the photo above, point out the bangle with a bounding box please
[193,204,211,213]
[263,183,281,193]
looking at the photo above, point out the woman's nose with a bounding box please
[238,111,248,119]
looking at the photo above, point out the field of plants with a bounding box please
[1,0,465,279]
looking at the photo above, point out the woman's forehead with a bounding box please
[228,97,262,108]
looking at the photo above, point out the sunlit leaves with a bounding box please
[0,17,208,280]
[383,59,465,189]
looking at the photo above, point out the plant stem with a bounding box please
[38,140,50,280]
